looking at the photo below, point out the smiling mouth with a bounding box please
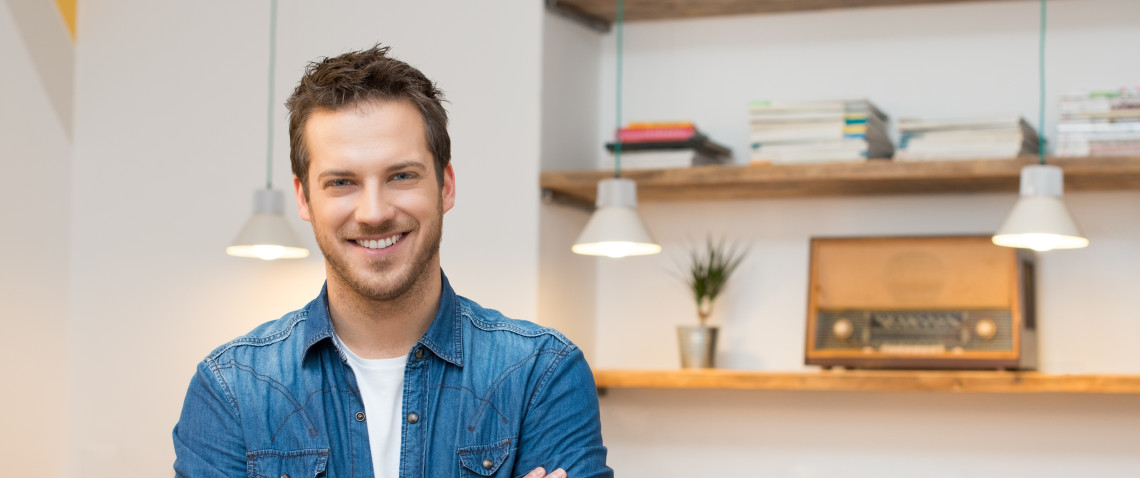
[354,233,404,250]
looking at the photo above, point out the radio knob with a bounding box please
[975,319,997,341]
[833,318,854,340]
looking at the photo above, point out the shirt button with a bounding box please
[482,458,494,470]
[355,411,366,422]
[407,412,420,424]
[281,475,291,478]
[414,348,425,359]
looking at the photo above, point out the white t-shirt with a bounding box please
[334,334,407,477]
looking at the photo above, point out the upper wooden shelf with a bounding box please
[540,156,1140,204]
[594,369,1140,395]
[548,0,1035,28]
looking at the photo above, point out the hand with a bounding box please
[524,466,567,478]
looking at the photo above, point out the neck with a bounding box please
[326,265,442,360]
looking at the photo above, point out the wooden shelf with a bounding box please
[541,156,1140,204]
[594,369,1140,395]
[548,0,1034,28]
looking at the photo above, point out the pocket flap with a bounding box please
[246,448,329,478]
[457,437,513,476]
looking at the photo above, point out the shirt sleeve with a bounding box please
[513,344,614,478]
[172,359,248,477]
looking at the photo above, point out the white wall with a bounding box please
[576,0,1140,476]
[0,2,70,476]
[538,12,603,358]
[68,1,542,476]
[600,389,1140,477]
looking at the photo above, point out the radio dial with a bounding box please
[975,319,997,341]
[832,318,854,340]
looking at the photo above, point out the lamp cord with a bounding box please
[266,0,278,190]
[1038,0,1046,166]
[614,0,624,178]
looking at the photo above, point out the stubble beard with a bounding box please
[316,202,444,303]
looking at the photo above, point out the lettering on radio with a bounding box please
[871,313,963,331]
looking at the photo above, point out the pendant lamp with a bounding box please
[572,178,661,258]
[992,0,1088,253]
[227,189,309,260]
[572,0,662,259]
[226,0,309,261]
[992,165,1088,251]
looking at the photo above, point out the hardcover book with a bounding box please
[747,98,893,163]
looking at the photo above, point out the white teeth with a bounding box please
[356,234,402,250]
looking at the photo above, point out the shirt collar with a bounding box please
[301,271,464,367]
[299,283,336,357]
[418,272,463,367]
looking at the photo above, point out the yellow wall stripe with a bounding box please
[53,0,77,43]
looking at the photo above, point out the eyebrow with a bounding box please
[314,162,429,182]
[315,170,356,182]
[387,161,428,173]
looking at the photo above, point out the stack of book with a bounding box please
[604,122,732,170]
[1056,88,1140,157]
[895,116,1039,161]
[747,99,893,164]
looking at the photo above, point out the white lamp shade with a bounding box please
[226,189,310,260]
[572,178,662,258]
[992,165,1089,252]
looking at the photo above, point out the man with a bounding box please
[173,45,612,478]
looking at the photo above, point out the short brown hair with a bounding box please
[286,44,450,197]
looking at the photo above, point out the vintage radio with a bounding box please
[805,236,1037,370]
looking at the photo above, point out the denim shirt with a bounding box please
[173,273,612,477]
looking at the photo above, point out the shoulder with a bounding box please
[189,304,325,412]
[455,295,572,347]
[452,295,596,405]
[203,307,313,364]
[453,294,589,395]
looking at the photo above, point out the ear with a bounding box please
[441,163,456,213]
[294,176,312,222]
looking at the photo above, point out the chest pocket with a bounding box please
[458,437,513,477]
[246,448,330,478]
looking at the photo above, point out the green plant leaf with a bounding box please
[685,236,748,316]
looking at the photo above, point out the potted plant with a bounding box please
[678,237,747,369]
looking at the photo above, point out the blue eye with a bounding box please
[328,179,352,187]
[393,172,416,181]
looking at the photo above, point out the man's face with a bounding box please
[294,99,455,302]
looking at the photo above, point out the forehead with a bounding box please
[304,99,430,170]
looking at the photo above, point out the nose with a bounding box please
[354,181,396,226]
